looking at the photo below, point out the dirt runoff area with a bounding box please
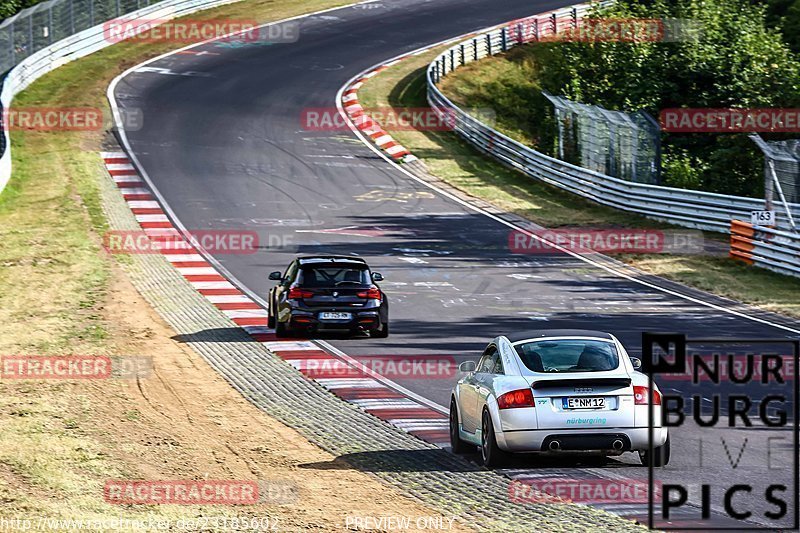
[0,264,470,533]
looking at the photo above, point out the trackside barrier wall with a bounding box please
[730,220,800,278]
[0,0,239,193]
[425,2,800,238]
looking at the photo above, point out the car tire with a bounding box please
[449,399,476,454]
[639,433,671,467]
[372,321,389,338]
[275,319,290,338]
[481,409,509,468]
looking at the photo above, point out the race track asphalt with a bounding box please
[113,0,800,527]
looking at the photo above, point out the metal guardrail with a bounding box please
[0,0,238,194]
[730,220,800,278]
[425,2,800,237]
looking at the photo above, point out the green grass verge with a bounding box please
[0,0,354,521]
[357,49,800,319]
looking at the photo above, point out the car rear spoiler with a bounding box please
[530,377,631,390]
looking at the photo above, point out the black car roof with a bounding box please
[297,255,368,266]
[505,329,614,343]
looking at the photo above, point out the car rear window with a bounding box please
[299,265,369,287]
[514,339,619,373]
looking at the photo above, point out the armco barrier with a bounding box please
[730,220,800,278]
[425,2,800,235]
[0,0,240,194]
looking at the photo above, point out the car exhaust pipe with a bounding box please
[612,439,624,451]
[548,440,561,451]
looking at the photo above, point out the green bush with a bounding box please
[1,0,50,20]
[528,0,800,196]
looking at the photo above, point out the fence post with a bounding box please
[551,12,557,35]
[533,19,538,41]
[449,48,454,72]
[572,7,578,29]
[9,21,15,65]
[116,0,121,16]
[459,43,464,65]
[486,33,491,55]
[48,7,53,44]
[28,15,33,56]
[89,0,94,26]
[501,27,507,51]
[69,0,75,34]
[473,38,477,60]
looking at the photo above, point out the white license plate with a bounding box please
[319,312,352,320]
[563,397,606,409]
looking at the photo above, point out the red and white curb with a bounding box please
[339,38,469,163]
[339,34,477,162]
[101,151,449,447]
[341,66,417,164]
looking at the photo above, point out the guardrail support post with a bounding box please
[551,12,557,35]
[459,43,465,65]
[449,48,454,72]
[28,16,33,57]
[501,27,507,51]
[69,0,75,34]
[473,38,477,60]
[486,33,491,55]
[9,22,15,65]
[533,19,538,41]
[572,7,578,29]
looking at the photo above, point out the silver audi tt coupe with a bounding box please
[449,329,669,467]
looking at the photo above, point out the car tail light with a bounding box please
[497,388,535,409]
[357,287,381,300]
[633,385,662,405]
[288,287,314,299]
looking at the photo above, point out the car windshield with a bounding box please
[514,339,619,373]
[299,265,369,287]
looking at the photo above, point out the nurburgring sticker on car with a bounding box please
[563,397,607,409]
[319,312,352,320]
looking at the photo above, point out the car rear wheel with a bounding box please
[481,409,509,468]
[275,319,290,338]
[372,321,389,338]
[639,433,670,467]
[449,399,476,454]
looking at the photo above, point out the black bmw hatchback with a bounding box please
[267,256,389,338]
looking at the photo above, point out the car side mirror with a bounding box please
[459,361,477,373]
[269,271,282,281]
[371,272,384,282]
[630,357,642,370]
